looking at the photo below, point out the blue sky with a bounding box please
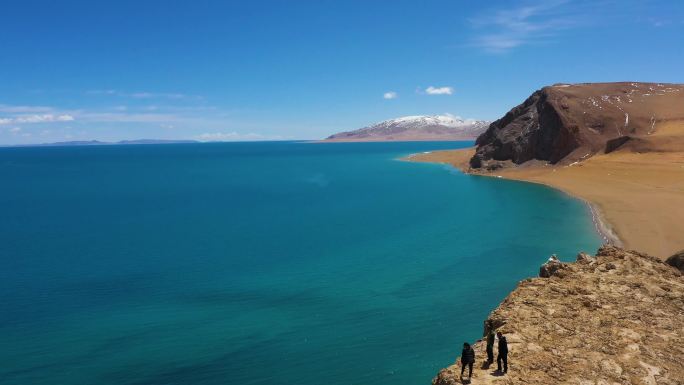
[1,0,683,144]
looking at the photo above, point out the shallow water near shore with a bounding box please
[0,141,601,385]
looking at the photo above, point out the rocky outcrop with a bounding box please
[538,255,566,278]
[470,82,684,169]
[433,246,684,385]
[666,250,684,273]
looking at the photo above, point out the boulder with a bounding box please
[576,252,595,263]
[666,250,684,272]
[540,255,567,278]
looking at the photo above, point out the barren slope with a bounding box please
[471,82,684,169]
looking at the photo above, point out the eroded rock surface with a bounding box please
[471,82,684,169]
[434,246,684,385]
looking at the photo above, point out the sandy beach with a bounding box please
[407,143,684,260]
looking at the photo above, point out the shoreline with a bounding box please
[586,201,623,247]
[404,152,621,248]
[405,148,684,384]
[404,147,684,259]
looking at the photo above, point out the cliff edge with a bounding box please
[433,246,684,385]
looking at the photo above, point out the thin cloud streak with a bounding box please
[0,103,221,127]
[86,89,202,100]
[468,0,585,53]
[0,114,74,125]
[0,104,55,113]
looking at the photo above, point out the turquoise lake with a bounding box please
[0,141,602,385]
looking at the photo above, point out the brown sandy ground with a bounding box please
[406,122,684,259]
[432,246,684,385]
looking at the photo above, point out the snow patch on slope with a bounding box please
[326,114,490,141]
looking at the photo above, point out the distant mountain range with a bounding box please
[325,115,490,142]
[9,139,198,147]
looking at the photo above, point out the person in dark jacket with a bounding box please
[485,321,495,364]
[496,332,508,373]
[460,342,475,379]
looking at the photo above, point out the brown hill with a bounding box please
[470,82,684,169]
[406,82,684,258]
[433,246,684,385]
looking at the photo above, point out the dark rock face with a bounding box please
[666,250,684,272]
[470,82,684,168]
[471,89,578,167]
[575,252,595,264]
[604,135,632,154]
[539,256,567,278]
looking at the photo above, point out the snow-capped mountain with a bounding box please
[325,114,489,141]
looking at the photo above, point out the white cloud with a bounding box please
[130,92,188,99]
[0,101,282,145]
[19,114,74,123]
[0,103,217,129]
[196,132,283,142]
[9,127,21,133]
[0,114,75,125]
[425,86,454,95]
[383,91,398,99]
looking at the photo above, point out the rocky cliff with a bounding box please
[470,82,684,169]
[433,246,684,385]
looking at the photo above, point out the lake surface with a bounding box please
[0,141,601,385]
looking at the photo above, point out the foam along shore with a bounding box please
[405,143,684,260]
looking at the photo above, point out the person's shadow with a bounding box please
[490,369,505,377]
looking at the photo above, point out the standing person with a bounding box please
[460,342,475,380]
[496,332,508,374]
[486,321,495,364]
